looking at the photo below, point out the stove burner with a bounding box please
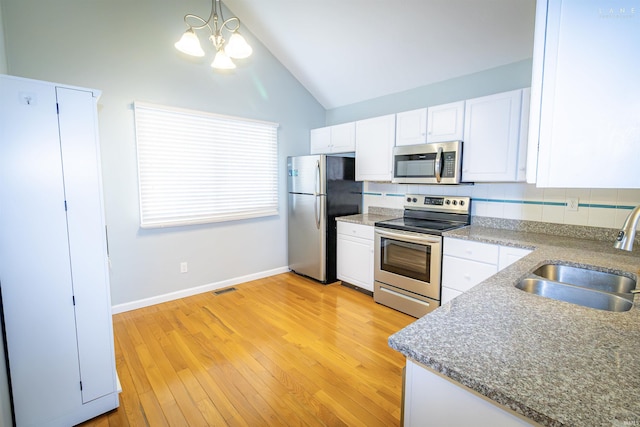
[374,194,471,235]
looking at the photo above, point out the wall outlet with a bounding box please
[566,198,579,212]
[180,262,188,273]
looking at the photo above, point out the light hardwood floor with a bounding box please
[79,272,414,426]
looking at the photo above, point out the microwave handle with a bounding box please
[434,146,443,183]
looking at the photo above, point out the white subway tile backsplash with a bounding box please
[542,188,566,203]
[542,205,565,223]
[617,189,640,206]
[589,189,618,206]
[363,181,633,231]
[586,207,616,228]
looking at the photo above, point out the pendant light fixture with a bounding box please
[175,0,252,70]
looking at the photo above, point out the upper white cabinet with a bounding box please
[396,108,427,146]
[427,101,465,143]
[462,88,530,182]
[528,0,640,188]
[0,75,119,426]
[396,101,466,146]
[310,122,356,154]
[355,114,396,181]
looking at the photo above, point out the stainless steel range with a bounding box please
[374,194,471,317]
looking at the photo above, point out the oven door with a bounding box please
[374,228,442,300]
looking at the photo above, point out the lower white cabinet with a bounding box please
[337,222,374,292]
[403,359,533,427]
[441,238,531,304]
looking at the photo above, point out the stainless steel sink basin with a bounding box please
[516,277,634,312]
[531,264,636,293]
[516,263,636,312]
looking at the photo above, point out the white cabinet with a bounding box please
[355,114,396,181]
[462,89,530,182]
[427,101,465,143]
[396,102,466,146]
[527,0,640,188]
[404,359,533,427]
[395,108,427,146]
[498,246,533,271]
[337,222,375,292]
[441,237,531,304]
[310,122,356,154]
[0,75,118,426]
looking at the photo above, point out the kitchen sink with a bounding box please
[516,278,634,312]
[516,263,636,312]
[531,264,636,294]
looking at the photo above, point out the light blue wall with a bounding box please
[1,0,325,307]
[326,59,533,125]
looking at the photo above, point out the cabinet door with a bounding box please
[396,108,427,146]
[0,77,82,426]
[442,256,498,293]
[427,101,465,143]
[310,126,331,154]
[498,246,532,271]
[529,0,640,188]
[355,114,396,181]
[462,90,524,182]
[337,237,374,292]
[330,122,356,153]
[57,87,116,403]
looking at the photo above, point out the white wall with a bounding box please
[0,1,5,73]
[1,0,325,308]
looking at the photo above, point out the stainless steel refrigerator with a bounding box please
[287,155,362,283]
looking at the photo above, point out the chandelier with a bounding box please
[175,0,253,70]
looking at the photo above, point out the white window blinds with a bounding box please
[134,102,279,228]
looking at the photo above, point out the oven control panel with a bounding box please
[404,194,471,214]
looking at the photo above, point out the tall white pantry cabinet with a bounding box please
[0,75,119,426]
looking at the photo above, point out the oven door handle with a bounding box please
[375,228,442,245]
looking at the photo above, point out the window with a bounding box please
[134,102,279,228]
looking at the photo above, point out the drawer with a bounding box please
[443,237,499,264]
[441,255,498,293]
[337,221,374,240]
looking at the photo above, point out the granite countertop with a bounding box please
[389,225,640,427]
[335,207,402,227]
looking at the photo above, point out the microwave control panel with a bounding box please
[442,151,456,178]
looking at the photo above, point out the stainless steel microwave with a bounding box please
[392,141,463,184]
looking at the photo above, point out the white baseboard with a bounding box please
[111,266,290,314]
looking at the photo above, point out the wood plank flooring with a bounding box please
[78,273,414,426]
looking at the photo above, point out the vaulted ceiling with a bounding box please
[224,0,537,109]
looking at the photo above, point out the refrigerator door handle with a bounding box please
[314,194,321,229]
[315,160,321,196]
[314,159,321,229]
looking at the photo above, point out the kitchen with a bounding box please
[0,0,639,426]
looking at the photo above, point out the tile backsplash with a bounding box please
[363,182,640,230]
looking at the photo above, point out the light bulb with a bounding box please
[211,49,236,69]
[175,29,205,57]
[225,32,252,59]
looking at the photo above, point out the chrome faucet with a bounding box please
[614,205,640,251]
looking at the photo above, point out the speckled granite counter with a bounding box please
[335,207,402,227]
[389,225,640,427]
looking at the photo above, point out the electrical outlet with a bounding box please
[566,198,579,212]
[180,262,188,273]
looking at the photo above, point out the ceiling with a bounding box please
[224,0,536,110]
